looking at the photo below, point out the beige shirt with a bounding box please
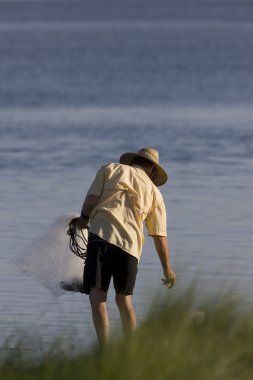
[87,163,167,261]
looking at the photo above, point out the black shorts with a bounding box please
[83,234,138,296]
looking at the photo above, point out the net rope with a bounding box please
[67,218,89,261]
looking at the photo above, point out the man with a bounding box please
[76,147,176,346]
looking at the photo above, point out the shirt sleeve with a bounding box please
[86,165,106,197]
[145,199,167,237]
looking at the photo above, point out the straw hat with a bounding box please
[119,147,168,186]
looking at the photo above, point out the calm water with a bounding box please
[1,1,253,352]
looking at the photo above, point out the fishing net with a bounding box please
[15,213,88,296]
[60,218,89,293]
[67,218,89,261]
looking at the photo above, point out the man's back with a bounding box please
[87,163,167,260]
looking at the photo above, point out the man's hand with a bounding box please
[162,267,176,289]
[76,215,89,230]
[153,235,176,289]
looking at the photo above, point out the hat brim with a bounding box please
[119,152,168,187]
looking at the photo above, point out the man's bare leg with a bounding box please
[115,294,137,338]
[89,287,109,346]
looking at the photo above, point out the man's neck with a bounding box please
[132,164,150,177]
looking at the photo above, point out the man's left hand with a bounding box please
[162,267,176,289]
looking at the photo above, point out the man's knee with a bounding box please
[115,293,132,310]
[89,287,107,309]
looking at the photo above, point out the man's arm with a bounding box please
[76,194,100,229]
[153,235,176,288]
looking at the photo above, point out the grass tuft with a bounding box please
[1,290,253,380]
